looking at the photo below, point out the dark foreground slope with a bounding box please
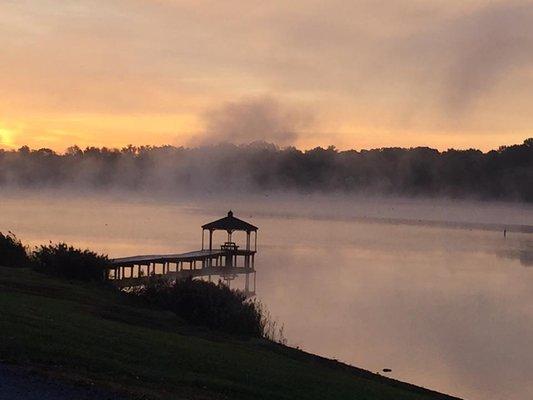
[0,267,461,400]
[0,363,127,400]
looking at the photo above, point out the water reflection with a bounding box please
[1,194,533,400]
[497,246,533,267]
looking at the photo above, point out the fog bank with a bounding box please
[0,140,531,202]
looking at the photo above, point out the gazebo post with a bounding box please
[245,231,251,268]
[208,229,213,266]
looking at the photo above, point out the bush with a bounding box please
[33,243,108,281]
[0,232,33,268]
[136,278,270,338]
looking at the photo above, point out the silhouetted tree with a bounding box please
[33,243,108,281]
[0,232,33,268]
[0,139,531,201]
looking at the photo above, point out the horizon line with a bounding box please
[1,137,531,155]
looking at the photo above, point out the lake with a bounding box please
[2,191,532,400]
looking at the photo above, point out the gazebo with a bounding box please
[201,210,258,271]
[201,210,258,253]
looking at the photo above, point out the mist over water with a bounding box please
[1,192,533,400]
[1,139,532,201]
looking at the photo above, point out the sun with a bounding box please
[0,127,16,149]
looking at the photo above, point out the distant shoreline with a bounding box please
[1,139,532,202]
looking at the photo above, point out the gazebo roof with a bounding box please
[202,211,258,232]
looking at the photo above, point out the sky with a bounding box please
[1,0,533,152]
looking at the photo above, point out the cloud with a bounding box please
[1,0,533,150]
[259,1,533,118]
[443,2,533,110]
[196,96,313,146]
[378,1,533,114]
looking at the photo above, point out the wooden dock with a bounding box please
[104,211,258,295]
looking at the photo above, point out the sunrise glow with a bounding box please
[1,1,532,151]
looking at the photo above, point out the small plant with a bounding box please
[0,232,33,268]
[256,300,287,345]
[32,243,108,281]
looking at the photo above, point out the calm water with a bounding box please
[2,192,533,400]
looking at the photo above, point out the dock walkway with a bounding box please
[111,250,224,267]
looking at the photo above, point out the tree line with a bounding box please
[0,139,531,201]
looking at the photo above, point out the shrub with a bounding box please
[136,278,268,338]
[0,232,33,268]
[32,243,108,281]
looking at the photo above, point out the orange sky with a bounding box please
[1,1,532,152]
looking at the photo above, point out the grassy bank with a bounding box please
[0,266,460,400]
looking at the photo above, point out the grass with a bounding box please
[0,266,461,400]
